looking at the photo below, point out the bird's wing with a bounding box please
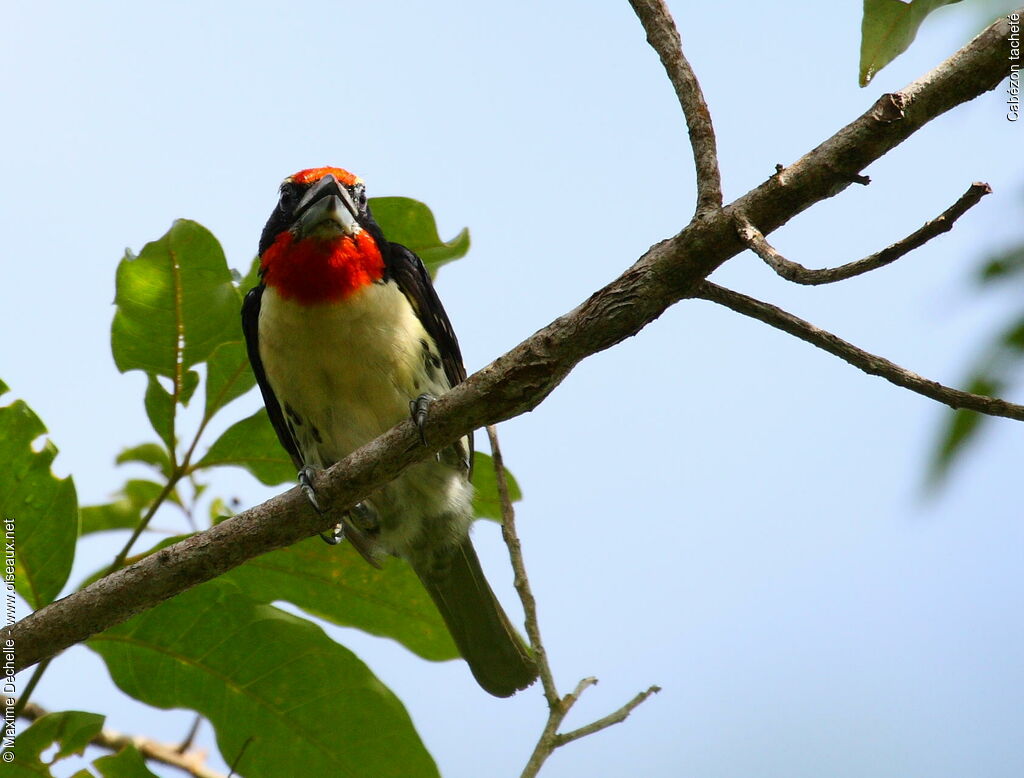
[386,242,467,387]
[385,242,473,470]
[242,283,303,470]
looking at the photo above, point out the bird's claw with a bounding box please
[320,522,345,545]
[299,466,343,545]
[320,504,377,547]
[410,393,435,445]
[298,466,322,512]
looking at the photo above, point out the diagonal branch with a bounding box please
[737,182,992,284]
[696,281,1024,421]
[3,11,1019,675]
[629,0,723,215]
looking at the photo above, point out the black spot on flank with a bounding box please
[423,354,439,379]
[285,403,303,426]
[419,338,431,353]
[311,426,323,444]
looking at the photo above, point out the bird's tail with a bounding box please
[416,538,538,697]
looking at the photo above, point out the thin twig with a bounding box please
[227,735,254,778]
[485,426,659,778]
[695,281,1024,421]
[107,476,182,574]
[485,425,557,707]
[629,0,723,215]
[10,657,51,720]
[737,182,992,284]
[9,697,226,778]
[178,714,203,754]
[554,685,662,746]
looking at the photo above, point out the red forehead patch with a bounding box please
[290,167,360,186]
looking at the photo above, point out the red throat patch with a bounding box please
[261,231,384,304]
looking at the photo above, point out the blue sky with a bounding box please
[3,2,1023,776]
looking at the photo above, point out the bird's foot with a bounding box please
[319,524,345,545]
[299,466,345,545]
[409,393,435,445]
[299,465,322,512]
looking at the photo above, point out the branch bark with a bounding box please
[736,182,992,284]
[629,0,723,215]
[3,11,1019,674]
[696,281,1024,421]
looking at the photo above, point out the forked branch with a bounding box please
[736,182,992,284]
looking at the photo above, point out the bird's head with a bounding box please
[258,167,385,304]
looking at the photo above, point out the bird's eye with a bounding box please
[353,184,367,207]
[279,185,298,211]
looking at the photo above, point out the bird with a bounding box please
[241,166,538,697]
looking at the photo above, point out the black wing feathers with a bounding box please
[384,242,466,389]
[241,284,303,470]
[385,241,473,470]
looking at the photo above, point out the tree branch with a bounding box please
[3,11,1018,675]
[484,426,559,708]
[9,697,226,778]
[553,684,662,747]
[628,0,723,215]
[696,281,1024,420]
[484,427,659,777]
[737,182,992,284]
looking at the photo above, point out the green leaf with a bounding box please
[143,375,174,450]
[11,710,104,771]
[204,340,256,419]
[929,308,1024,488]
[79,480,168,536]
[116,442,171,477]
[369,197,470,276]
[927,375,1001,486]
[0,382,77,608]
[88,580,438,778]
[1004,317,1024,351]
[111,219,241,377]
[471,452,523,522]
[180,368,200,406]
[978,245,1024,283]
[195,409,295,485]
[209,495,237,524]
[92,744,159,778]
[237,255,262,294]
[860,0,962,86]
[79,501,138,535]
[223,539,458,661]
